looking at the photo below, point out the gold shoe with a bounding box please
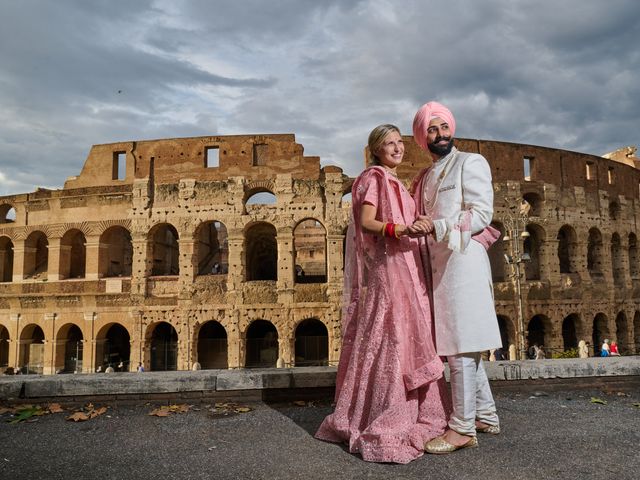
[425,435,478,454]
[476,424,500,435]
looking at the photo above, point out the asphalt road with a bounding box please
[1,385,639,480]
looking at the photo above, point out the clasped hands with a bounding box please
[404,215,433,238]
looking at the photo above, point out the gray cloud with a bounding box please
[0,0,639,195]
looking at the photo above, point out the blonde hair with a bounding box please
[367,124,401,166]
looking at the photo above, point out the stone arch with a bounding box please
[196,320,228,369]
[0,236,14,282]
[149,223,179,276]
[488,221,506,282]
[610,232,624,287]
[245,319,278,368]
[496,315,514,349]
[293,218,327,284]
[561,314,581,350]
[95,323,131,372]
[99,226,133,278]
[148,322,178,371]
[557,225,578,274]
[524,223,545,281]
[245,184,276,207]
[0,325,9,369]
[587,228,604,281]
[592,313,610,355]
[294,318,328,366]
[522,192,543,217]
[60,228,86,279]
[526,314,551,353]
[628,233,639,280]
[245,222,277,281]
[55,323,84,373]
[615,311,629,354]
[18,324,45,374]
[24,230,48,279]
[195,221,228,275]
[0,204,16,223]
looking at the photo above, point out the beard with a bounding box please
[427,136,454,157]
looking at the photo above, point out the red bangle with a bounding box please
[385,223,395,238]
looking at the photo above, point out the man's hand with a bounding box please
[405,216,434,237]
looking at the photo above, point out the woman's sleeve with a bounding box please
[433,154,494,251]
[357,171,380,208]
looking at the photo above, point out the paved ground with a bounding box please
[1,383,639,480]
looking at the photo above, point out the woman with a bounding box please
[315,125,450,463]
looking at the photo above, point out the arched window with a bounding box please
[526,314,550,354]
[611,233,624,286]
[496,315,513,350]
[293,219,327,283]
[0,204,16,223]
[24,231,48,279]
[96,323,130,372]
[60,229,86,279]
[629,233,639,280]
[557,225,578,274]
[150,224,179,276]
[0,325,9,368]
[246,191,276,206]
[524,224,544,281]
[195,221,228,275]
[592,313,610,355]
[609,201,621,221]
[245,223,277,281]
[488,222,506,282]
[587,228,604,281]
[615,311,629,354]
[245,320,278,368]
[294,319,328,366]
[197,321,228,369]
[522,192,543,217]
[99,226,133,277]
[0,236,14,282]
[55,324,83,373]
[18,324,45,374]
[150,322,178,371]
[562,314,580,350]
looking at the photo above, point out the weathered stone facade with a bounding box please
[0,134,639,374]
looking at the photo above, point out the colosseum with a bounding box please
[0,134,638,374]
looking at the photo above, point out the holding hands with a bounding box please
[404,215,434,237]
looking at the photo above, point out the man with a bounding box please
[411,101,502,454]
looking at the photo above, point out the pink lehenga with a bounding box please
[315,166,450,463]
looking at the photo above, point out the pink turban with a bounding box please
[412,101,456,151]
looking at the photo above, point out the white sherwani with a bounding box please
[420,147,501,356]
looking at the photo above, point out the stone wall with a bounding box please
[0,134,638,374]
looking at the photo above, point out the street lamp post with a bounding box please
[501,199,532,361]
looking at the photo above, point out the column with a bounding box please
[84,234,101,280]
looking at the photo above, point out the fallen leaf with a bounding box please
[90,407,108,418]
[292,401,306,407]
[0,407,13,415]
[9,406,47,424]
[149,407,172,417]
[234,407,252,413]
[590,397,607,405]
[67,411,90,422]
[48,403,64,414]
[632,403,640,408]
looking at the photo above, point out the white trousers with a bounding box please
[447,353,499,436]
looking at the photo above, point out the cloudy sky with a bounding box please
[1,0,639,195]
